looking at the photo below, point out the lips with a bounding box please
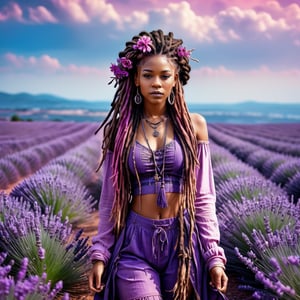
[150,91,163,96]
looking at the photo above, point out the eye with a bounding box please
[142,74,152,79]
[161,75,171,80]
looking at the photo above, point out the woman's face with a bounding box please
[135,55,178,106]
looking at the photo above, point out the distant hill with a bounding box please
[0,92,110,111]
[0,91,299,123]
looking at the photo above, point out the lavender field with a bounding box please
[0,121,300,299]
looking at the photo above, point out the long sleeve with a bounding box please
[194,141,226,270]
[89,151,116,265]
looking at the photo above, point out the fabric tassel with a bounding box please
[157,183,168,208]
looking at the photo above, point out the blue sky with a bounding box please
[0,0,299,103]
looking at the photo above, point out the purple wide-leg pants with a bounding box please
[95,210,210,300]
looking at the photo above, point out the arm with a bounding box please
[90,151,116,264]
[194,140,226,269]
[191,113,228,292]
[89,151,115,293]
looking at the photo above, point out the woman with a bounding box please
[88,29,228,300]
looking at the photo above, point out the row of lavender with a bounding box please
[209,123,300,201]
[0,121,98,190]
[209,124,300,299]
[1,122,102,298]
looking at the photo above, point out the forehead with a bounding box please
[138,55,176,71]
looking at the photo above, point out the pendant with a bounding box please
[154,173,161,182]
[153,129,159,137]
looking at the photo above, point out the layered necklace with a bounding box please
[141,118,169,208]
[144,116,165,138]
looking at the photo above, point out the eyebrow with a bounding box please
[142,68,172,73]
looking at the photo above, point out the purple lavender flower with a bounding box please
[10,170,96,224]
[0,254,68,299]
[0,159,20,187]
[218,192,297,279]
[217,176,287,205]
[213,161,262,189]
[235,222,300,298]
[285,171,300,202]
[133,35,153,53]
[270,160,300,186]
[38,247,46,260]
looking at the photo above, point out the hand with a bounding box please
[88,260,105,293]
[209,266,228,293]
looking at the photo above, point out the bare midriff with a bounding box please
[132,193,181,219]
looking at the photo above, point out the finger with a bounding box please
[95,273,102,290]
[220,275,229,293]
[211,271,222,290]
[88,273,94,290]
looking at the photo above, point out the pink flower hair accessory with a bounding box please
[133,35,153,53]
[177,46,199,62]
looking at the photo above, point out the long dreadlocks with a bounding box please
[95,29,199,300]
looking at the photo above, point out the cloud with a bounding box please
[193,66,235,77]
[193,64,300,78]
[3,52,104,75]
[28,6,58,23]
[51,0,120,24]
[4,53,61,71]
[0,2,23,22]
[1,1,299,45]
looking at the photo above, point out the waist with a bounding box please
[132,175,183,196]
[127,210,180,229]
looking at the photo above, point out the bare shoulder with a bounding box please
[190,113,209,141]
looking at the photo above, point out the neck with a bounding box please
[143,103,167,119]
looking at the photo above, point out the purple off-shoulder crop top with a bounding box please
[128,135,184,195]
[90,140,227,271]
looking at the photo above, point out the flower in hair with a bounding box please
[177,46,192,58]
[177,46,199,62]
[133,35,153,53]
[110,63,128,79]
[117,57,133,69]
[109,56,132,81]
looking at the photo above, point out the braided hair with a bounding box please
[96,29,198,299]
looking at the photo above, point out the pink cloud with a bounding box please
[52,0,89,22]
[67,64,103,75]
[28,6,58,23]
[194,66,235,77]
[4,53,61,70]
[3,52,105,75]
[218,6,290,39]
[0,2,23,22]
[52,0,120,24]
[40,55,61,70]
[5,53,26,67]
[194,65,300,78]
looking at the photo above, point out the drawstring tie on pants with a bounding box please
[152,226,169,259]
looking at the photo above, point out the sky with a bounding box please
[0,0,300,104]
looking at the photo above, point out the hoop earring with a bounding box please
[168,91,175,105]
[134,88,142,105]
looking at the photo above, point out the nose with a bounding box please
[152,77,162,87]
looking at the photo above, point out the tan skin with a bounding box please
[89,55,228,296]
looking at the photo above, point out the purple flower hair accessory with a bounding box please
[133,35,153,53]
[117,57,132,69]
[177,46,199,62]
[109,56,133,85]
[110,63,128,79]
